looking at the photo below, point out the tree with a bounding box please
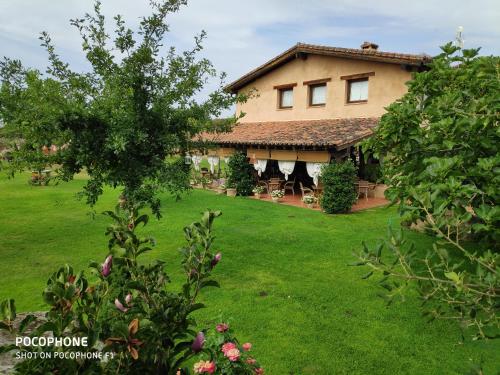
[226,152,254,196]
[356,44,499,340]
[0,2,265,373]
[0,0,246,216]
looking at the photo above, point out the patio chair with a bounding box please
[299,182,314,198]
[268,177,282,193]
[283,177,296,196]
[257,180,269,194]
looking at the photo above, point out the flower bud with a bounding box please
[102,255,112,277]
[191,332,205,353]
[125,293,132,305]
[210,252,222,268]
[115,298,129,312]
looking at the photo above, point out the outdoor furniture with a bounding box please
[283,177,296,196]
[257,180,269,194]
[312,182,324,197]
[356,179,374,201]
[299,182,314,198]
[268,178,283,193]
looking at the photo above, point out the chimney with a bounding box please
[360,41,379,51]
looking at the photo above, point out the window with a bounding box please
[279,88,293,108]
[347,78,369,103]
[309,84,326,106]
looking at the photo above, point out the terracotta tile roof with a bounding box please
[200,118,379,148]
[226,42,431,92]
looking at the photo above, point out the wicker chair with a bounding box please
[283,177,296,196]
[299,182,314,198]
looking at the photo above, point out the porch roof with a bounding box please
[200,117,379,149]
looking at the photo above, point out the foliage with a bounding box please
[0,0,245,217]
[302,194,316,204]
[363,43,499,247]
[270,189,284,199]
[0,207,262,374]
[252,185,265,194]
[226,152,254,196]
[320,161,358,214]
[358,43,500,339]
[192,323,263,374]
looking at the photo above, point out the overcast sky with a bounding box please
[1,0,499,115]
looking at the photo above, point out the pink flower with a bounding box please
[254,368,264,375]
[211,252,222,268]
[216,323,229,333]
[192,332,205,353]
[246,358,257,365]
[204,361,216,374]
[193,360,216,374]
[101,255,112,277]
[114,298,129,312]
[221,342,237,354]
[225,348,240,362]
[242,342,252,351]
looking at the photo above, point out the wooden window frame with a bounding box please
[303,78,330,107]
[346,78,369,104]
[308,83,327,107]
[275,83,296,109]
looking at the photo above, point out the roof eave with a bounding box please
[225,44,430,93]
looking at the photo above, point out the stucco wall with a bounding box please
[235,54,413,122]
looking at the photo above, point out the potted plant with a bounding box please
[217,184,226,195]
[226,183,237,197]
[270,189,284,203]
[200,176,212,190]
[302,194,317,208]
[252,185,265,199]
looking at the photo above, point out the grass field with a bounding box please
[0,172,498,374]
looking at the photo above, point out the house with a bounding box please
[200,41,430,186]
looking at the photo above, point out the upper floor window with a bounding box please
[278,87,294,108]
[341,72,374,104]
[309,84,326,106]
[304,78,331,107]
[274,83,297,109]
[347,78,368,103]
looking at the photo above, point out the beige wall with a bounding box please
[235,55,413,122]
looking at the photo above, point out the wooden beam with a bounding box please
[273,82,297,90]
[340,71,375,80]
[303,77,332,86]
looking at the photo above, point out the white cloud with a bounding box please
[1,0,498,115]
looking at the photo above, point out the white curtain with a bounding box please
[191,155,203,171]
[254,159,268,177]
[278,160,296,180]
[306,162,326,186]
[207,156,219,174]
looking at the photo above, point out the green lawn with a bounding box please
[0,172,498,374]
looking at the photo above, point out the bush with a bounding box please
[0,206,263,374]
[226,152,255,196]
[357,43,500,340]
[320,161,358,214]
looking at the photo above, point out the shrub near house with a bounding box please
[320,161,358,214]
[226,152,255,196]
